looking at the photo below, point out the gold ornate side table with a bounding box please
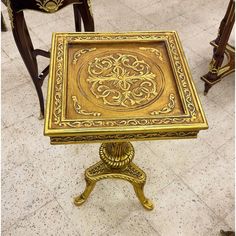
[44,32,208,210]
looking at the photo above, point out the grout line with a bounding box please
[178,172,233,227]
[1,196,55,233]
[54,197,82,236]
[175,151,234,221]
[2,114,35,129]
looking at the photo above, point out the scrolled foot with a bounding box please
[142,199,154,211]
[133,183,154,210]
[74,179,96,207]
[74,195,87,206]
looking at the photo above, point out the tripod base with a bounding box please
[74,142,154,210]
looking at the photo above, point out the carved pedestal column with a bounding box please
[74,142,154,210]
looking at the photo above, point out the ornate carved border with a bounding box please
[50,131,199,143]
[51,33,199,129]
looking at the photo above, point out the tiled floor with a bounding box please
[1,0,235,235]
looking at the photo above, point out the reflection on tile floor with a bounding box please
[1,0,235,235]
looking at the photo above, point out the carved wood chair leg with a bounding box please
[79,1,95,32]
[33,80,45,119]
[73,4,82,32]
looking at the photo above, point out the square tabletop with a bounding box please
[44,31,208,144]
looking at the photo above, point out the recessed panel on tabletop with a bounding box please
[66,41,184,120]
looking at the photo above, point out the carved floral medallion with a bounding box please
[36,0,64,12]
[82,52,164,110]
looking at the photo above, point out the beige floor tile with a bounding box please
[206,220,234,236]
[224,209,235,231]
[196,94,234,149]
[154,15,203,42]
[94,0,157,31]
[176,0,208,15]
[182,5,223,31]
[183,30,215,62]
[133,142,177,186]
[1,116,48,175]
[1,50,11,64]
[104,211,160,236]
[93,0,132,21]
[95,19,119,32]
[2,121,7,129]
[200,113,234,149]
[144,138,214,176]
[2,83,39,127]
[57,181,135,236]
[1,31,22,60]
[134,0,185,24]
[143,179,219,236]
[1,162,54,230]
[181,46,205,71]
[1,59,30,94]
[2,200,79,236]
[24,10,61,29]
[33,143,100,196]
[210,78,235,117]
[29,20,71,47]
[217,138,235,161]
[181,153,234,218]
[1,28,45,60]
[118,0,158,12]
[2,126,29,175]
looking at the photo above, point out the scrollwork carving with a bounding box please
[50,131,198,143]
[87,53,159,109]
[52,34,199,128]
[72,95,101,116]
[139,47,164,62]
[150,93,175,115]
[72,48,96,64]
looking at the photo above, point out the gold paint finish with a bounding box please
[87,52,163,109]
[72,95,101,116]
[150,93,175,115]
[74,142,153,210]
[45,32,207,138]
[44,32,208,209]
[36,0,66,12]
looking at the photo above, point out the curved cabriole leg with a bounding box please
[12,11,44,118]
[74,142,154,210]
[79,0,95,32]
[133,182,154,210]
[74,179,96,206]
